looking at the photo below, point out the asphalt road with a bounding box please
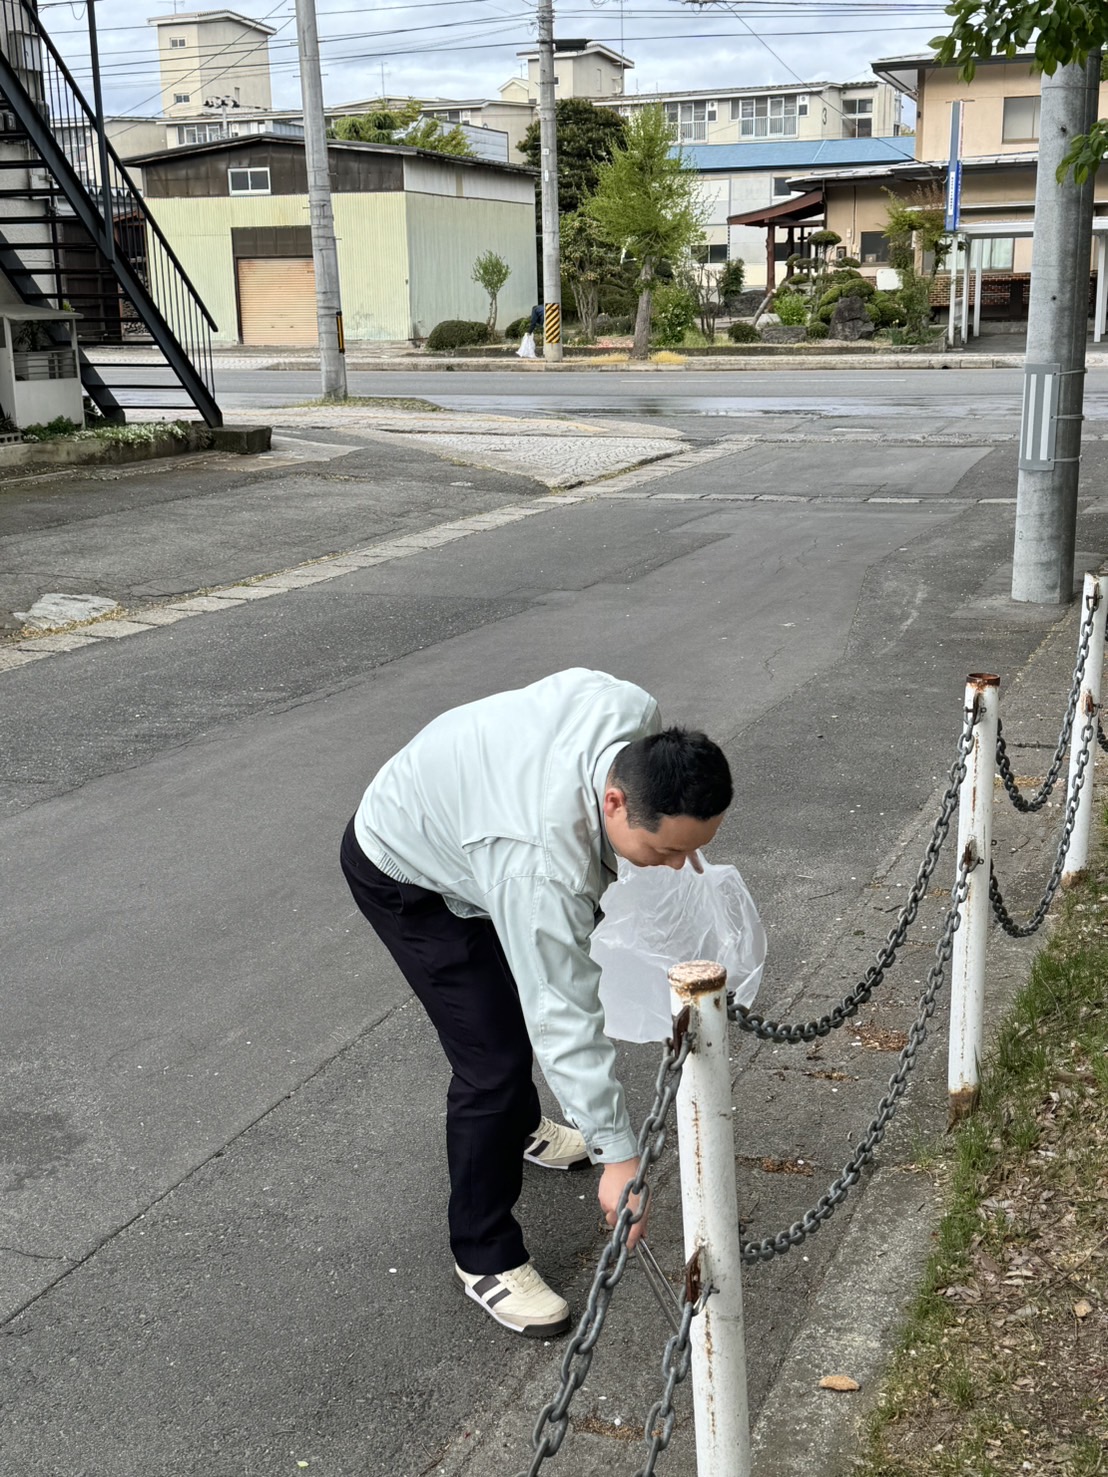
[2,387,1106,1476]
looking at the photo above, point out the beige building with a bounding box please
[127,136,538,345]
[789,53,1108,282]
[503,39,632,103]
[148,8,275,119]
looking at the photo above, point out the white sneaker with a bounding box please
[455,1260,572,1337]
[523,1115,590,1171]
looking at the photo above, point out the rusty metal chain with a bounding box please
[517,1025,694,1477]
[729,702,979,1046]
[989,705,1096,937]
[738,849,976,1264]
[635,1268,711,1477]
[995,586,1097,813]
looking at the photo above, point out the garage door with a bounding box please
[237,257,318,346]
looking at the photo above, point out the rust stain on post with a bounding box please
[668,960,727,999]
[967,673,1000,689]
[948,1085,980,1124]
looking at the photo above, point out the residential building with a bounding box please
[786,53,1108,297]
[607,79,902,146]
[687,135,915,286]
[503,39,632,103]
[147,8,275,118]
[126,136,538,345]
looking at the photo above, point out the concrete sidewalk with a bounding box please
[1,416,1106,1477]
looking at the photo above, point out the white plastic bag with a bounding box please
[516,332,537,359]
[592,859,766,1043]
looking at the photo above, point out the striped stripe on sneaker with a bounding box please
[523,1115,590,1171]
[455,1260,571,1337]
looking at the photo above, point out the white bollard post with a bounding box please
[1062,573,1106,885]
[948,674,999,1122]
[668,960,750,1477]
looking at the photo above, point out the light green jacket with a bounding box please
[355,668,661,1163]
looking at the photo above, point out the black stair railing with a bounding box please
[0,0,221,425]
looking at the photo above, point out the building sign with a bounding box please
[944,100,963,232]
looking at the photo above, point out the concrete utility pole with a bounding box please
[1012,53,1101,603]
[294,0,347,399]
[536,0,562,361]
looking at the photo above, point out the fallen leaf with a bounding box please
[819,1374,861,1392]
[1074,1299,1093,1320]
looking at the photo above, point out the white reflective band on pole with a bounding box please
[1062,573,1106,884]
[1019,363,1060,470]
[669,960,750,1477]
[948,675,998,1121]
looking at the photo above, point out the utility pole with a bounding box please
[536,0,562,361]
[294,0,347,400]
[1011,53,1101,603]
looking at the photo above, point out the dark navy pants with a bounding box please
[340,818,541,1274]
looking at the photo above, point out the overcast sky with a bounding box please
[41,0,948,119]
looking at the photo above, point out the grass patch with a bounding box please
[856,827,1108,1476]
[649,350,687,365]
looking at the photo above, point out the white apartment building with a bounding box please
[609,79,902,145]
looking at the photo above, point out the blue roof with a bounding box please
[679,136,915,172]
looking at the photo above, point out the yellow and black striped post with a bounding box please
[543,301,562,361]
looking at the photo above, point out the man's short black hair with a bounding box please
[608,728,733,831]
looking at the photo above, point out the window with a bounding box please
[178,122,227,145]
[173,92,191,104]
[772,176,793,196]
[228,167,271,195]
[859,230,888,265]
[169,36,186,48]
[977,237,1015,270]
[842,95,873,138]
[665,100,708,142]
[1003,95,1040,142]
[732,94,798,138]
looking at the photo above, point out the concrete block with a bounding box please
[212,425,272,455]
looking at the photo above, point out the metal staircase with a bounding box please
[0,0,221,426]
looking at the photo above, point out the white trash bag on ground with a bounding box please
[592,859,766,1042]
[516,332,537,359]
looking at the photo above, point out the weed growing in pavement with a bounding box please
[856,820,1108,1476]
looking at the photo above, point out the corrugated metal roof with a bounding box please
[679,136,915,172]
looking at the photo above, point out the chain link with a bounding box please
[517,1029,693,1477]
[989,706,1096,937]
[737,851,975,1263]
[1098,713,1108,755]
[995,589,1096,813]
[635,1289,709,1477]
[729,706,978,1046]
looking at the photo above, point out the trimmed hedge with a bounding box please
[426,319,492,351]
[728,321,761,343]
[806,321,830,340]
[503,317,529,340]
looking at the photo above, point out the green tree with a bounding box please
[882,188,949,342]
[558,209,628,338]
[931,2,1107,179]
[333,100,474,158]
[471,250,511,332]
[585,105,706,359]
[518,99,627,214]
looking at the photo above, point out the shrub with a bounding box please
[651,284,698,347]
[816,279,877,323]
[773,290,808,326]
[838,256,861,268]
[806,321,830,340]
[21,416,81,441]
[503,317,529,340]
[728,321,761,343]
[425,319,492,351]
[596,313,633,335]
[716,259,745,302]
[867,291,907,328]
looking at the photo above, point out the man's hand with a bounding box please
[598,1158,648,1249]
